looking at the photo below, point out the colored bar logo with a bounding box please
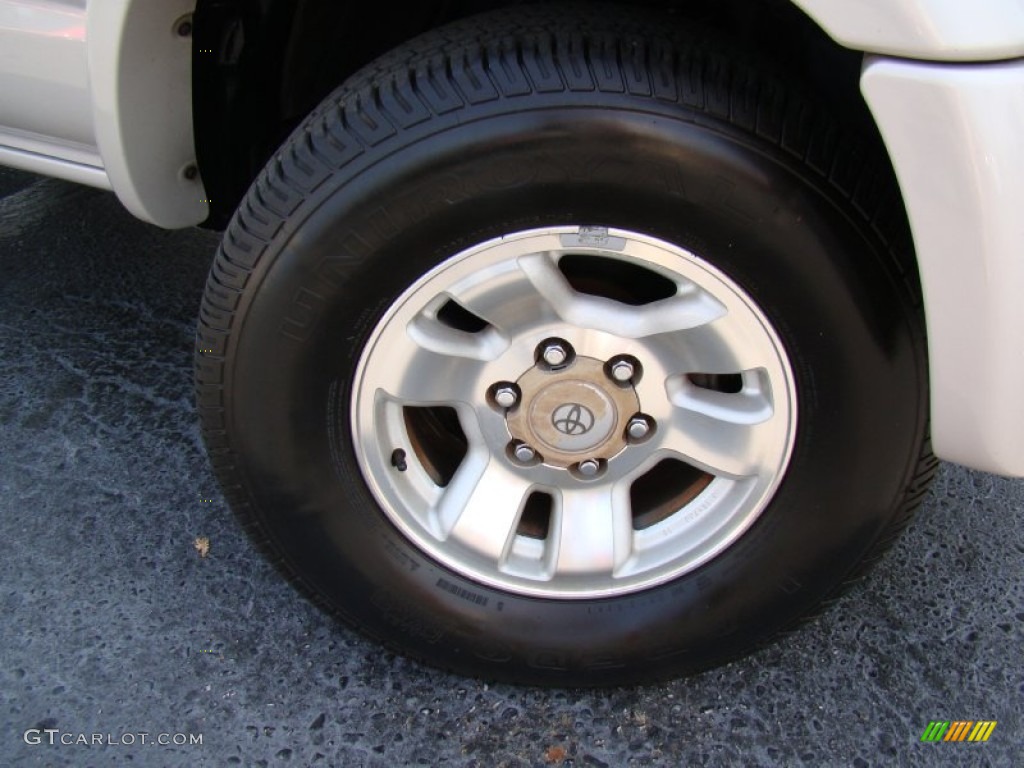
[920,721,996,742]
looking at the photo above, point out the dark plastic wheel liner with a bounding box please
[195,5,935,686]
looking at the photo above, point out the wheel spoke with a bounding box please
[519,253,726,337]
[667,369,775,425]
[364,319,495,405]
[625,290,728,338]
[661,373,777,478]
[440,454,533,563]
[668,321,774,375]
[551,482,634,577]
[445,257,562,334]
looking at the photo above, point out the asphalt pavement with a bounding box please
[1,167,1021,767]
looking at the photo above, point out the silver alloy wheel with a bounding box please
[351,227,797,598]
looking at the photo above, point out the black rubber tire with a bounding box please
[195,5,936,686]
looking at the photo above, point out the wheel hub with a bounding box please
[506,356,640,468]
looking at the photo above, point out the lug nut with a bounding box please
[627,415,651,440]
[514,443,537,463]
[610,360,635,382]
[577,459,601,477]
[540,340,570,367]
[493,384,518,408]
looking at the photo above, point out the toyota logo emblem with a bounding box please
[551,403,595,435]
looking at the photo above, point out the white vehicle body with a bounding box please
[1,0,1022,476]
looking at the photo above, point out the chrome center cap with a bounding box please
[506,356,640,468]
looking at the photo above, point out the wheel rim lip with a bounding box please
[351,226,797,599]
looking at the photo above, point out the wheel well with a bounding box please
[193,0,877,229]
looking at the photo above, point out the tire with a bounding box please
[195,5,936,686]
